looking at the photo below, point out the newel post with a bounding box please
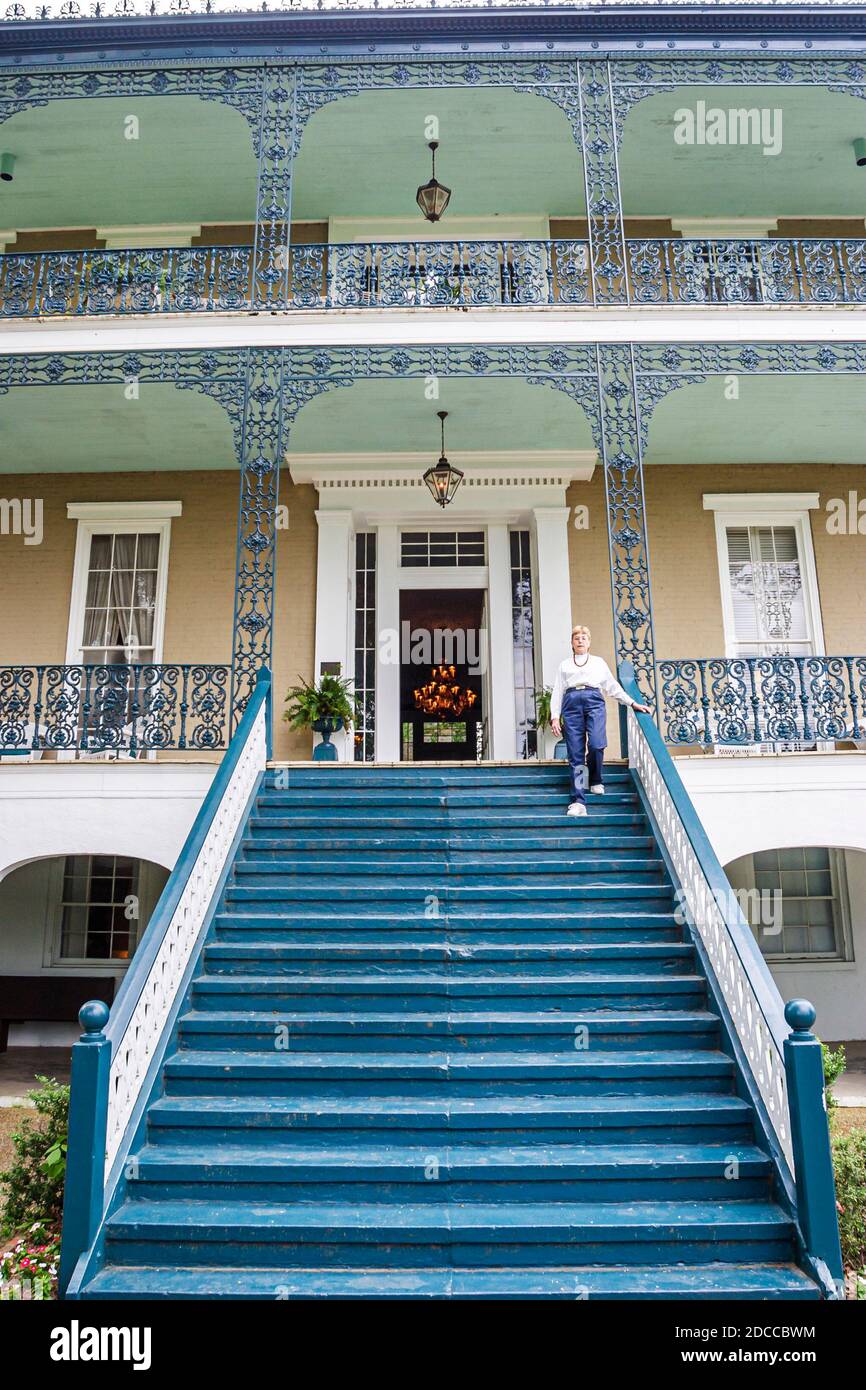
[58,1000,111,1296]
[783,999,844,1290]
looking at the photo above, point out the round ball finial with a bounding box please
[78,999,110,1035]
[784,998,817,1033]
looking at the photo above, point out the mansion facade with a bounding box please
[0,0,862,1300]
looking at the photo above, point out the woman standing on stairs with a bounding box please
[550,625,651,818]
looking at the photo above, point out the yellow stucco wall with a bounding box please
[1,463,863,762]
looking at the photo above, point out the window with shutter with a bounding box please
[724,524,814,657]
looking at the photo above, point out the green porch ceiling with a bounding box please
[284,377,595,455]
[1,373,863,476]
[644,375,866,467]
[0,384,238,472]
[292,88,586,221]
[620,87,866,220]
[0,85,864,233]
[0,98,257,230]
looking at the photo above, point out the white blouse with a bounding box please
[550,653,636,719]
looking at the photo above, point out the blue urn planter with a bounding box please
[312,717,343,761]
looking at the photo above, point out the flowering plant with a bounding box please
[0,1222,60,1299]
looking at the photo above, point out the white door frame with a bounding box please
[374,529,517,762]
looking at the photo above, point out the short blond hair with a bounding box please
[571,625,591,638]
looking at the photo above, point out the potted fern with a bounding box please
[533,684,567,761]
[283,673,355,761]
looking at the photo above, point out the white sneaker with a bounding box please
[590,784,605,795]
[567,803,588,817]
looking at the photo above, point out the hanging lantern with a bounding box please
[415,140,452,224]
[423,409,464,508]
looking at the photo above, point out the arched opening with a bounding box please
[0,852,169,1072]
[725,845,866,1055]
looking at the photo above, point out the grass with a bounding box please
[831,1106,866,1139]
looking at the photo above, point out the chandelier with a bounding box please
[413,665,478,720]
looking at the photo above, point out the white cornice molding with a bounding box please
[703,492,820,512]
[671,217,779,240]
[96,224,202,250]
[289,450,597,487]
[4,310,866,355]
[327,214,551,244]
[67,501,183,520]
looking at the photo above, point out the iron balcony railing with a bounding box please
[4,0,863,19]
[0,663,231,757]
[658,656,866,749]
[2,236,865,317]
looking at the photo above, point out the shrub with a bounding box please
[823,1042,847,1112]
[832,1129,866,1275]
[0,1221,60,1299]
[0,1075,69,1237]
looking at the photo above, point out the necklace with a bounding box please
[573,654,590,668]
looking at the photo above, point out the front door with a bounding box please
[399,589,485,762]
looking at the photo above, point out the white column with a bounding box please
[532,508,573,755]
[375,524,401,763]
[314,509,353,761]
[486,523,517,761]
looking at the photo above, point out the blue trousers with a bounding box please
[561,687,607,804]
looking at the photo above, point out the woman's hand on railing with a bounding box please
[632,702,652,715]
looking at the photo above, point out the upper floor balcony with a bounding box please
[1,57,866,319]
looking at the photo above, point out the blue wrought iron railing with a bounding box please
[659,656,866,748]
[2,236,864,316]
[628,238,866,305]
[620,660,843,1297]
[0,662,231,756]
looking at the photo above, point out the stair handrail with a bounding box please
[619,661,843,1292]
[59,667,272,1294]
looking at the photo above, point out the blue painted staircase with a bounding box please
[77,763,821,1299]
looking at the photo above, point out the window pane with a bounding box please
[753,850,779,872]
[88,535,113,570]
[136,534,160,569]
[755,870,780,892]
[778,848,804,870]
[809,925,836,954]
[780,870,807,896]
[804,847,830,869]
[783,925,808,954]
[84,571,111,608]
[806,898,833,927]
[782,897,808,926]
